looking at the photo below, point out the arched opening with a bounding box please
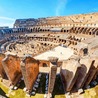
[89,32,92,35]
[31,29,32,32]
[40,29,42,31]
[61,29,63,32]
[43,63,47,67]
[35,28,37,32]
[44,43,47,46]
[33,28,35,31]
[83,48,88,55]
[96,32,98,35]
[64,30,66,32]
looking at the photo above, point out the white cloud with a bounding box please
[0,22,14,28]
[0,16,15,21]
[56,0,68,16]
[0,16,15,27]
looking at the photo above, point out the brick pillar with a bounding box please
[48,57,58,98]
[2,54,22,86]
[0,53,7,79]
[20,56,39,93]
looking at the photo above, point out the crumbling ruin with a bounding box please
[0,12,98,98]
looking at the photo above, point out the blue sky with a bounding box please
[0,0,98,27]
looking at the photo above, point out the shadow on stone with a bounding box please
[0,88,8,98]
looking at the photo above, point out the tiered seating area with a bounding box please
[0,13,98,98]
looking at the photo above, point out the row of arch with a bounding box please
[28,27,71,33]
[27,26,98,36]
[0,28,28,35]
[1,26,98,36]
[71,27,98,35]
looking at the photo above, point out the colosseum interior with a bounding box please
[0,12,98,98]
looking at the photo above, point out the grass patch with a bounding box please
[0,79,44,98]
[0,79,9,94]
[84,85,98,98]
[55,95,65,98]
[1,78,98,98]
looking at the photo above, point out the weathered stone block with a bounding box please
[2,54,22,85]
[61,58,80,91]
[0,53,7,79]
[48,57,58,93]
[75,57,94,89]
[84,59,97,87]
[20,56,39,92]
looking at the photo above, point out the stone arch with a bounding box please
[33,28,35,31]
[96,31,98,35]
[35,28,37,31]
[40,29,42,31]
[64,30,66,32]
[31,29,33,32]
[89,32,92,35]
[43,63,48,67]
[67,30,69,32]
[83,48,88,55]
[61,29,63,32]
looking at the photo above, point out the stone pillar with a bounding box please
[47,57,58,98]
[0,53,7,79]
[2,54,22,86]
[20,56,39,93]
[61,58,80,92]
[75,57,94,89]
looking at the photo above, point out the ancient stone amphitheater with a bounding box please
[0,12,98,98]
